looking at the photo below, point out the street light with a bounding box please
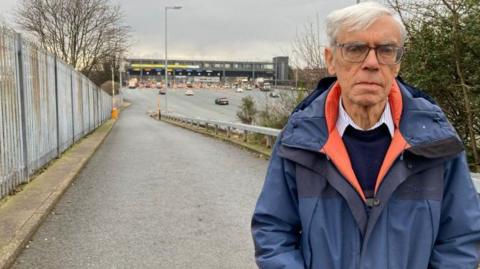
[111,54,116,107]
[164,5,182,113]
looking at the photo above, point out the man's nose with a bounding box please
[362,49,380,69]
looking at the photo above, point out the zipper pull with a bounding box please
[365,198,381,208]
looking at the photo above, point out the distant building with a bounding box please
[124,57,288,84]
[273,56,289,83]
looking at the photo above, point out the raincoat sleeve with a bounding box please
[251,142,305,269]
[429,153,480,268]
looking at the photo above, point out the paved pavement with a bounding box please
[7,92,267,269]
[0,119,115,269]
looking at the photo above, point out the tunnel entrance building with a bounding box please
[125,57,289,86]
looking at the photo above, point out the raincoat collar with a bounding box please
[280,77,462,159]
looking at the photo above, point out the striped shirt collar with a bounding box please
[336,98,395,137]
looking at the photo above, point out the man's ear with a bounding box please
[324,47,336,75]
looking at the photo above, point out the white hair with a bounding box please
[326,1,407,46]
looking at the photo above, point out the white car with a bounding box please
[269,91,280,98]
[185,90,194,96]
[236,87,244,93]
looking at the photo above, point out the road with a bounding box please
[125,87,283,123]
[11,89,268,268]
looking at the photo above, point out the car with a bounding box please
[236,87,244,93]
[158,88,166,95]
[156,82,162,89]
[263,82,272,90]
[246,86,253,91]
[185,90,194,96]
[128,80,137,89]
[269,91,280,98]
[215,97,229,105]
[260,82,272,91]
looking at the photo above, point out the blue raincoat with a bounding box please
[252,77,480,269]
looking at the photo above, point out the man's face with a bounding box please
[325,15,402,109]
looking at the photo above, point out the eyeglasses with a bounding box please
[335,42,405,65]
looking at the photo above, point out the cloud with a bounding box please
[118,0,357,60]
[2,0,363,61]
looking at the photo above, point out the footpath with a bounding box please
[0,118,117,269]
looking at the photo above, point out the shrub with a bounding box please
[237,96,257,124]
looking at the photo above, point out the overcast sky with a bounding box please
[0,0,383,62]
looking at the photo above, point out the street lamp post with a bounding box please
[110,55,119,119]
[119,54,123,93]
[164,6,182,113]
[111,55,115,107]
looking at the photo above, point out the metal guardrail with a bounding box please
[473,174,480,193]
[161,113,280,147]
[0,26,112,199]
[162,113,480,193]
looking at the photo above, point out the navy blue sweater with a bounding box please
[342,124,392,198]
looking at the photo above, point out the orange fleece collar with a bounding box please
[321,81,409,201]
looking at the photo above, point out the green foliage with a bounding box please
[394,0,480,166]
[237,91,307,129]
[237,96,257,124]
[256,90,307,129]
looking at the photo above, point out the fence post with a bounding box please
[86,83,91,133]
[15,33,29,180]
[70,69,75,144]
[96,86,99,128]
[266,135,273,148]
[244,130,248,142]
[215,124,218,135]
[227,127,231,138]
[54,55,60,157]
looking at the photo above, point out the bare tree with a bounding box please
[0,14,9,27]
[15,0,129,77]
[290,15,329,90]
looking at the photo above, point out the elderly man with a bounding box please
[251,2,480,269]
